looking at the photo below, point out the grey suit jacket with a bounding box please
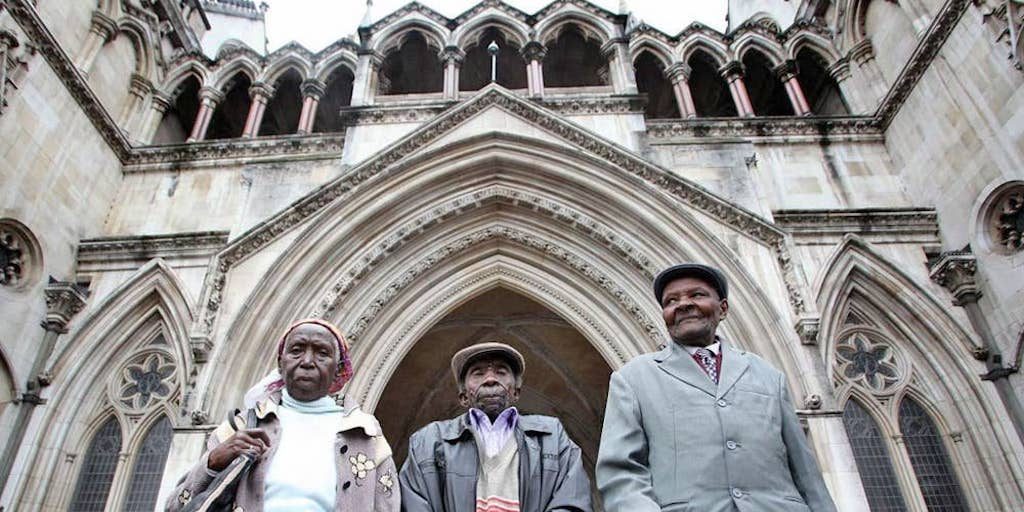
[596,341,836,512]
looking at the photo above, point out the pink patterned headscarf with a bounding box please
[244,319,354,407]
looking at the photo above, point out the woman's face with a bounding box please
[278,323,339,401]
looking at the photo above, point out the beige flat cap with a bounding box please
[450,341,526,385]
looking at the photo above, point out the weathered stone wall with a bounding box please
[883,6,1024,392]
[0,16,122,454]
[87,35,137,123]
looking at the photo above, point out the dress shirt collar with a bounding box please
[681,336,721,356]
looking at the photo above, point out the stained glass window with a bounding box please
[68,416,122,512]
[843,400,908,511]
[898,397,969,511]
[122,415,174,511]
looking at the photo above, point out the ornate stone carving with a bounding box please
[128,133,347,168]
[77,231,230,265]
[0,29,20,115]
[928,250,981,306]
[41,278,90,334]
[0,227,25,286]
[646,116,883,141]
[795,316,820,345]
[835,332,902,393]
[112,351,177,411]
[982,0,1024,71]
[991,187,1024,251]
[774,208,939,240]
[312,186,659,318]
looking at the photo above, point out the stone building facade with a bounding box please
[0,0,1023,509]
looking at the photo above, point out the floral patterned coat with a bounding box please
[166,393,400,512]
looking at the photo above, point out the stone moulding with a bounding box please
[645,115,883,141]
[77,231,230,266]
[126,133,347,170]
[310,185,660,319]
[773,208,940,240]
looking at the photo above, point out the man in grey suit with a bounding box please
[596,263,836,511]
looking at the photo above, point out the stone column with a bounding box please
[141,90,172,143]
[440,46,464,100]
[929,251,1024,445]
[351,49,382,106]
[75,11,118,74]
[241,81,273,138]
[296,78,326,135]
[665,62,697,118]
[719,60,755,117]
[827,58,862,114]
[187,86,223,142]
[0,30,19,115]
[775,60,811,116]
[600,37,638,94]
[521,41,546,98]
[849,39,888,104]
[0,278,89,494]
[119,73,152,137]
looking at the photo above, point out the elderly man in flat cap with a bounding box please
[596,264,836,511]
[399,341,592,512]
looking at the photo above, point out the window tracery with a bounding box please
[115,351,177,411]
[836,332,901,392]
[992,186,1023,252]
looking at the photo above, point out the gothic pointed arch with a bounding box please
[628,36,674,68]
[732,32,786,68]
[6,260,195,509]
[372,20,448,57]
[259,55,312,86]
[679,34,731,69]
[896,394,970,509]
[122,414,174,512]
[534,10,614,47]
[194,128,807,425]
[841,396,909,510]
[451,14,530,50]
[0,344,16,416]
[816,235,1024,509]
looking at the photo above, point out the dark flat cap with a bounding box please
[653,263,728,302]
[451,341,525,385]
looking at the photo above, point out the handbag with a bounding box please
[180,408,259,512]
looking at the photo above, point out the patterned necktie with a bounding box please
[694,348,719,384]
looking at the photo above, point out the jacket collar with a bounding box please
[655,336,750,399]
[441,410,554,442]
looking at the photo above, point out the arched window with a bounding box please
[459,27,527,91]
[68,416,123,512]
[633,51,678,119]
[259,68,303,136]
[207,71,253,140]
[741,50,793,116]
[842,400,908,511]
[542,25,607,88]
[379,31,443,95]
[314,66,354,133]
[153,75,201,144]
[122,415,175,511]
[686,51,736,117]
[795,48,849,115]
[898,397,968,511]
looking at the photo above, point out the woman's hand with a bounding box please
[207,429,272,471]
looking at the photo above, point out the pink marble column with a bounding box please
[522,41,546,98]
[719,61,754,117]
[241,82,273,138]
[296,79,326,134]
[775,60,811,116]
[187,86,223,142]
[665,63,697,118]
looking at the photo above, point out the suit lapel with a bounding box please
[717,343,750,400]
[656,342,717,397]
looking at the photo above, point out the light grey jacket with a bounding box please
[596,341,836,512]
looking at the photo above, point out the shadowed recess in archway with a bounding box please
[376,287,611,489]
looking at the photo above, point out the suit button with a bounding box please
[340,444,348,454]
[717,399,727,407]
[731,488,743,498]
[726,440,737,450]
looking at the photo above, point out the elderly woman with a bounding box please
[167,319,399,511]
